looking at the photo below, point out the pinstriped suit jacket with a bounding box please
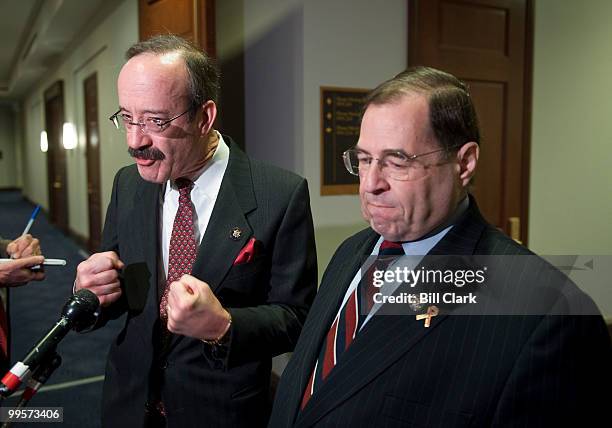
[97,140,317,428]
[270,198,611,427]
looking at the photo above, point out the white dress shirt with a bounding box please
[160,132,230,278]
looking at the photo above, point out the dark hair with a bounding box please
[126,34,220,119]
[364,66,480,153]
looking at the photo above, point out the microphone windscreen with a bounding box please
[61,289,100,330]
[73,289,100,312]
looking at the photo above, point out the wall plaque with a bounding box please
[320,86,369,195]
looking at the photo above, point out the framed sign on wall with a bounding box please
[320,86,369,195]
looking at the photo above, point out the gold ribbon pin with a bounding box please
[416,305,439,328]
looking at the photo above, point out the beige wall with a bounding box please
[22,98,48,208]
[0,106,17,188]
[242,0,407,275]
[20,0,137,239]
[530,0,612,316]
[303,0,407,271]
[529,0,612,255]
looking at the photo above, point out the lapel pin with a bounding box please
[230,227,243,241]
[416,305,439,328]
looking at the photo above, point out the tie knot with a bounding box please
[379,240,405,256]
[175,178,194,196]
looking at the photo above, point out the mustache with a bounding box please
[128,147,165,161]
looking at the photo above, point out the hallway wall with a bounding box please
[0,106,17,189]
[20,0,137,239]
[241,0,407,273]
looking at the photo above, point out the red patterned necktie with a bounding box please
[300,240,404,409]
[159,179,197,322]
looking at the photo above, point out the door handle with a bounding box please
[508,217,522,244]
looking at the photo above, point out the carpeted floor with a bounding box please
[0,191,124,427]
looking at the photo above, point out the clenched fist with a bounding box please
[166,275,231,342]
[75,251,125,306]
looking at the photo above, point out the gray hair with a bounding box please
[364,66,480,153]
[126,34,220,120]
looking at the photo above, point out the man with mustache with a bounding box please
[270,67,611,427]
[75,35,317,427]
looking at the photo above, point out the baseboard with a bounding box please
[15,194,89,252]
[21,194,46,212]
[0,186,21,192]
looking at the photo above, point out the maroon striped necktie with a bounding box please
[300,240,404,409]
[159,179,197,322]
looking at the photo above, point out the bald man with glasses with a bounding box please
[75,35,317,428]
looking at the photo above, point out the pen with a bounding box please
[22,205,41,236]
[0,258,66,266]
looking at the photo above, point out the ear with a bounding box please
[456,142,479,187]
[196,100,217,137]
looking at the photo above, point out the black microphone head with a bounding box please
[61,289,100,331]
[73,289,100,310]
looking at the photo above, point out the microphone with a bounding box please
[0,289,99,397]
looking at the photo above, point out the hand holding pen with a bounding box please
[0,205,46,286]
[6,234,41,259]
[5,205,42,259]
[0,256,45,286]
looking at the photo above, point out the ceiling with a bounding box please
[0,0,108,103]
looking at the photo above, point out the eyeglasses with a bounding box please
[109,108,192,134]
[343,146,458,181]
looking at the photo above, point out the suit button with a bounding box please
[159,360,168,370]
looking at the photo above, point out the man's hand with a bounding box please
[0,256,45,286]
[166,275,231,341]
[75,251,125,307]
[6,234,41,258]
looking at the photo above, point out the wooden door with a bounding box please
[139,0,216,55]
[84,73,102,252]
[408,0,533,243]
[44,81,69,233]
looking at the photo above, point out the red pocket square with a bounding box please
[234,237,257,265]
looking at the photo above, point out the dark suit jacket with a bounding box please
[0,238,9,372]
[98,140,317,427]
[270,198,611,427]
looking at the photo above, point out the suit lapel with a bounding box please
[297,196,488,426]
[191,140,257,292]
[129,179,161,320]
[427,196,485,257]
[168,141,256,350]
[297,312,448,427]
[288,231,378,424]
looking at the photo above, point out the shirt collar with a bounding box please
[373,196,470,256]
[162,131,229,199]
